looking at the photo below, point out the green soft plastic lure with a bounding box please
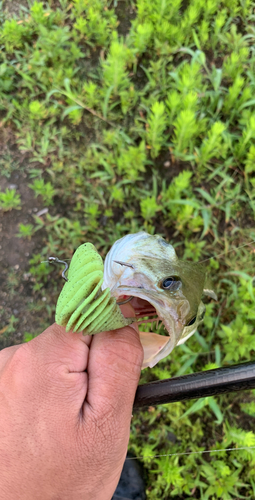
[55,242,132,334]
[55,232,216,368]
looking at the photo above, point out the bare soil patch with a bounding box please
[0,128,51,349]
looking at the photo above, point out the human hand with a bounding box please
[0,304,143,500]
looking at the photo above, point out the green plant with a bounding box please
[140,195,161,220]
[0,189,21,211]
[199,460,244,500]
[72,0,118,46]
[2,315,19,335]
[17,223,35,239]
[117,141,147,180]
[6,269,20,296]
[101,37,132,97]
[145,101,167,158]
[29,179,56,205]
[23,332,37,342]
[218,275,255,362]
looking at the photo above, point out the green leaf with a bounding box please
[175,354,198,376]
[194,330,209,350]
[196,188,216,205]
[62,105,82,120]
[180,397,208,419]
[208,397,224,424]
[102,85,114,118]
[201,208,211,237]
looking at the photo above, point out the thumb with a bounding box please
[84,310,143,420]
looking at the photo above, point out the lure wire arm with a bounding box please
[48,257,69,282]
[48,256,133,303]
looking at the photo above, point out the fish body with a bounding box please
[103,232,215,368]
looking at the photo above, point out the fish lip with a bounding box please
[139,332,174,369]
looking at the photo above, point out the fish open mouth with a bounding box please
[117,294,161,329]
[119,296,161,331]
[117,295,173,369]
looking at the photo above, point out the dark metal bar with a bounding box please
[133,361,255,408]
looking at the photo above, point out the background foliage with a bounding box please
[1,0,255,497]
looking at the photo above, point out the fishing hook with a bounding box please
[114,260,134,269]
[117,296,134,305]
[113,261,134,305]
[48,257,69,282]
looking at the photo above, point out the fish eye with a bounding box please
[162,276,180,289]
[187,316,197,326]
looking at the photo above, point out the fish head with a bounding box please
[103,232,216,369]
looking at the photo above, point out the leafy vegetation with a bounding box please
[1,0,255,497]
[0,188,21,211]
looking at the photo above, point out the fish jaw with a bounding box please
[139,332,172,369]
[137,299,205,367]
[104,283,191,369]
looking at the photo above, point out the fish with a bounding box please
[102,231,217,369]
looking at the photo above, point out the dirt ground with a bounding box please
[0,127,51,349]
[3,0,28,16]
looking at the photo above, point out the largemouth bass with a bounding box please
[103,232,216,368]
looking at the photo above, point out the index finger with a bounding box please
[83,302,143,417]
